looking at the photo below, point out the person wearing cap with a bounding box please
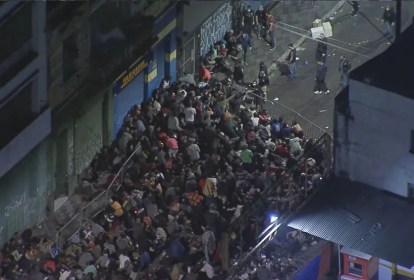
[255,5,267,39]
[242,5,255,37]
[315,33,327,63]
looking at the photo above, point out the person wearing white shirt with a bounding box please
[184,106,197,128]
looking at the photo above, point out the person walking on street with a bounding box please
[315,33,327,63]
[266,11,276,50]
[286,43,297,79]
[314,61,329,94]
[338,55,351,88]
[255,5,267,39]
[242,5,255,37]
[237,32,252,66]
[382,5,396,39]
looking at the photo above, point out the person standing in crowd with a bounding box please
[382,5,396,39]
[286,43,297,80]
[233,60,245,85]
[338,55,352,89]
[314,61,329,94]
[315,33,327,63]
[255,5,267,39]
[266,11,276,50]
[258,69,270,100]
[242,5,255,37]
[237,32,252,66]
[259,61,268,76]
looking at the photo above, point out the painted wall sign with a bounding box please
[113,59,148,94]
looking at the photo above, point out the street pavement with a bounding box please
[244,0,414,134]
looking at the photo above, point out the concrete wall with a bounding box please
[0,140,50,245]
[334,80,414,197]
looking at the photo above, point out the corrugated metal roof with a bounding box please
[288,178,414,267]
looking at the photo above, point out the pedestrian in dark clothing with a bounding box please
[242,5,255,37]
[258,70,270,100]
[238,32,251,66]
[350,1,359,16]
[259,61,268,76]
[382,5,396,39]
[338,55,351,88]
[255,5,267,39]
[315,33,327,63]
[286,43,297,79]
[233,61,245,85]
[314,61,329,94]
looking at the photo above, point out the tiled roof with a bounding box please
[288,178,414,267]
[350,19,414,99]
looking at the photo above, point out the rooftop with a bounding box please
[288,177,414,267]
[350,17,414,99]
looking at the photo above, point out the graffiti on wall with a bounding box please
[199,2,233,56]
[75,127,102,174]
[4,191,28,217]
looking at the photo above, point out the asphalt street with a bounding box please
[245,1,414,135]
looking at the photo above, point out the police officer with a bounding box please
[338,55,351,88]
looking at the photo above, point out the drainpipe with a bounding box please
[338,244,342,279]
[395,0,401,40]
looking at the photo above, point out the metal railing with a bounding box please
[267,100,329,141]
[55,144,143,247]
[225,132,333,277]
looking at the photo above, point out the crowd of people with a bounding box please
[0,5,330,280]
[0,74,326,280]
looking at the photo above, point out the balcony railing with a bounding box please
[0,107,51,178]
[0,39,37,88]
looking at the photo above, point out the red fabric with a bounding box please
[158,132,168,140]
[198,178,206,190]
[43,259,56,273]
[166,138,178,149]
[199,67,212,81]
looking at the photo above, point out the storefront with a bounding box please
[112,5,177,137]
[112,58,147,137]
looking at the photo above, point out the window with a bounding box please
[0,3,32,64]
[348,261,363,277]
[410,130,414,154]
[0,82,34,148]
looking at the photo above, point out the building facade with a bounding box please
[334,19,414,198]
[0,1,51,244]
[0,0,178,245]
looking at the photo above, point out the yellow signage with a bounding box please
[120,60,148,89]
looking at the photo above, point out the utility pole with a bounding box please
[395,0,402,39]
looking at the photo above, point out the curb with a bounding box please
[277,0,347,63]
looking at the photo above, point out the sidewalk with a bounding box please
[244,0,345,81]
